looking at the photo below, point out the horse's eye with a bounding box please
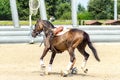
[33,30,36,32]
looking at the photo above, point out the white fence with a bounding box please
[0,25,120,43]
[0,26,43,43]
[78,26,120,42]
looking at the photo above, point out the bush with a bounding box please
[59,12,71,20]
[77,11,94,20]
[0,0,12,20]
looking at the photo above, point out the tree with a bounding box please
[56,2,71,19]
[0,0,11,20]
[77,11,94,20]
[77,3,94,20]
[17,0,28,20]
[77,4,85,12]
[17,0,40,20]
[0,0,71,20]
[45,0,71,19]
[88,0,114,19]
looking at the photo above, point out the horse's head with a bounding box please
[32,19,44,37]
[32,19,56,37]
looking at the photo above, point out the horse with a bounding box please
[32,19,100,76]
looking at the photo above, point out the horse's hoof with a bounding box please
[45,71,49,75]
[29,40,34,44]
[45,71,51,75]
[63,74,68,77]
[61,70,69,77]
[40,65,46,75]
[62,71,68,77]
[71,67,78,74]
[41,64,45,67]
[84,69,88,73]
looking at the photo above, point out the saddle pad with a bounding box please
[56,28,70,36]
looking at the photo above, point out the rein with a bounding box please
[42,25,58,53]
[39,24,54,47]
[39,35,45,47]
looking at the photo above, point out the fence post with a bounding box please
[10,0,20,28]
[114,0,117,20]
[39,0,47,20]
[71,0,78,27]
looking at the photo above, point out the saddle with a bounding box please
[53,26,69,36]
[56,29,69,36]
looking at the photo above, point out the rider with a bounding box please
[45,26,64,52]
[52,26,63,35]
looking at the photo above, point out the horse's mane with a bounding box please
[46,20,55,28]
[38,19,55,29]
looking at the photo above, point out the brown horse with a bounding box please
[32,19,100,76]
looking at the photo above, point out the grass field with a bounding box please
[0,20,72,26]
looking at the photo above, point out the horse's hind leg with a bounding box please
[77,43,89,73]
[61,47,76,77]
[81,51,89,73]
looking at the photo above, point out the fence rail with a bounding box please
[0,26,120,43]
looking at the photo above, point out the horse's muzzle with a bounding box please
[32,32,37,38]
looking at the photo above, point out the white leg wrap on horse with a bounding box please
[48,64,52,72]
[81,60,87,69]
[67,62,73,71]
[40,59,44,65]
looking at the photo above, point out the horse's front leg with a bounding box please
[40,47,49,67]
[40,47,49,75]
[46,52,56,74]
[40,35,50,66]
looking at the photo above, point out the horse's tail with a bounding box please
[84,32,100,62]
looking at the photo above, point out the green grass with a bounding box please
[0,20,109,26]
[0,21,13,26]
[52,20,72,25]
[0,20,35,26]
[0,20,72,26]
